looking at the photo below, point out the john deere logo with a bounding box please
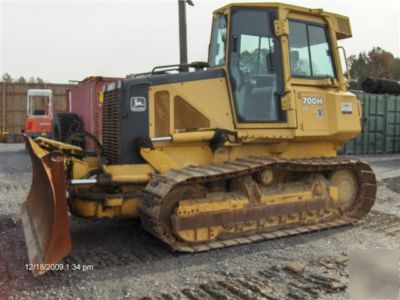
[130,97,146,112]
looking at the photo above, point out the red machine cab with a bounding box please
[24,89,53,138]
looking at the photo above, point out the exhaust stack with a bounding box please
[178,0,194,72]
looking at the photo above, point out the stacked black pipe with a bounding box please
[361,77,400,95]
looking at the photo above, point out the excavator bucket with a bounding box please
[21,137,71,276]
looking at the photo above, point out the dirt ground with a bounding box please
[0,143,399,300]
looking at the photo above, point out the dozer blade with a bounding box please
[21,137,71,276]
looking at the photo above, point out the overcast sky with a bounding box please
[1,0,399,83]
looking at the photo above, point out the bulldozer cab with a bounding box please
[210,9,284,123]
[208,4,352,129]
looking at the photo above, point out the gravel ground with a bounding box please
[0,144,399,300]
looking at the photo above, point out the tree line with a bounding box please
[1,73,46,84]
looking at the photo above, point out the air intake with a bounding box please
[335,16,352,39]
[102,89,121,164]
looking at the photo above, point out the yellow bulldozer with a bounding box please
[22,2,377,276]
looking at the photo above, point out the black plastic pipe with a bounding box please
[362,77,400,95]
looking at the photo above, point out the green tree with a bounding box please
[349,47,400,89]
[17,76,26,83]
[1,73,13,82]
[239,48,269,77]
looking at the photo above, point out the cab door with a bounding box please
[227,8,288,128]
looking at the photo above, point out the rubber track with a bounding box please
[138,157,377,252]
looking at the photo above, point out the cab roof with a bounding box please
[214,2,352,39]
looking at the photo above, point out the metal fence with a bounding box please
[340,91,400,155]
[0,82,73,136]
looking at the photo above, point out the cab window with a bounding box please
[229,8,284,123]
[288,20,335,78]
[209,15,227,67]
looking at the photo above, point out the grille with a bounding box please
[102,89,121,164]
